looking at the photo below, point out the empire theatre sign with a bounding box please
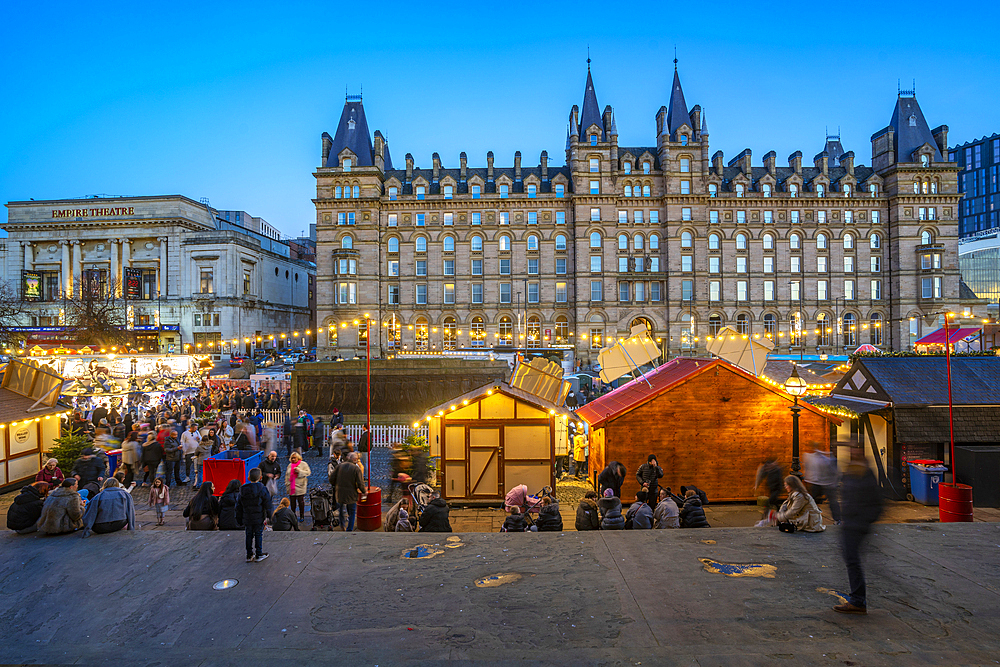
[51,206,135,219]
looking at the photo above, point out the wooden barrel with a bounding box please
[939,483,974,522]
[356,486,382,531]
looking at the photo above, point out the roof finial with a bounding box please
[897,79,901,96]
[587,45,591,70]
[674,46,678,71]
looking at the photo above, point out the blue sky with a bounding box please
[2,1,998,238]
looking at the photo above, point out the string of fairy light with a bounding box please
[0,412,72,434]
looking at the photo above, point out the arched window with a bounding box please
[708,233,721,250]
[554,315,569,343]
[633,234,644,251]
[843,233,854,250]
[471,235,483,252]
[681,231,693,248]
[498,316,513,345]
[870,233,881,249]
[642,185,651,197]
[680,313,696,349]
[870,313,883,345]
[555,234,567,250]
[499,234,511,251]
[649,234,659,250]
[443,236,455,252]
[816,233,828,250]
[415,236,427,253]
[920,154,930,167]
[708,184,718,197]
[590,231,602,249]
[931,180,938,194]
[921,230,933,244]
[618,234,628,250]
[843,313,857,347]
[816,184,825,197]
[387,237,399,253]
[843,184,852,197]
[415,317,429,351]
[622,161,632,173]
[789,183,798,197]
[735,184,745,197]
[341,236,353,249]
[762,233,775,250]
[736,313,750,335]
[526,315,541,348]
[443,317,457,350]
[470,316,486,347]
[762,184,772,197]
[913,180,920,194]
[763,313,776,336]
[869,183,878,197]
[624,185,632,197]
[709,314,723,336]
[735,232,748,250]
[817,313,831,346]
[643,161,651,174]
[527,234,539,251]
[789,232,801,249]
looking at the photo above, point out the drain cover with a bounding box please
[213,579,239,590]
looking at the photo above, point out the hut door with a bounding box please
[468,427,502,498]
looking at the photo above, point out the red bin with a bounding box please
[939,483,974,522]
[356,486,382,531]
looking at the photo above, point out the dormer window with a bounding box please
[762,184,771,197]
[623,161,632,174]
[388,186,398,200]
[444,185,453,199]
[816,184,825,197]
[499,184,509,198]
[920,154,930,167]
[343,158,352,172]
[869,183,877,197]
[843,184,852,197]
[555,184,565,198]
[643,161,651,174]
[680,134,689,146]
[590,134,598,145]
[789,183,798,197]
[416,185,425,200]
[472,185,481,199]
[735,184,745,197]
[909,114,917,127]
[527,184,536,198]
[708,184,717,197]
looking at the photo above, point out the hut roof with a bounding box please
[831,356,1000,406]
[419,381,575,422]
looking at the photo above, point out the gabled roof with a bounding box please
[889,94,942,162]
[824,136,845,165]
[419,381,574,422]
[325,97,374,168]
[832,357,1000,406]
[713,165,876,191]
[576,357,839,428]
[666,69,691,138]
[579,68,604,140]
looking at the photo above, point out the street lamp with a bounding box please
[784,364,809,477]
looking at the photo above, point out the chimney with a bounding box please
[602,106,613,135]
[729,149,751,176]
[487,151,494,182]
[656,106,668,137]
[405,153,414,182]
[814,151,829,177]
[432,153,441,183]
[321,132,333,165]
[569,105,580,139]
[712,151,724,176]
[841,151,855,177]
[763,150,776,176]
[373,132,385,171]
[514,151,522,181]
[540,151,548,181]
[932,125,949,159]
[459,152,467,182]
[788,151,802,174]
[690,105,702,141]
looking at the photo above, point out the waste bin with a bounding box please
[204,450,265,496]
[356,486,382,531]
[907,460,948,505]
[106,449,122,476]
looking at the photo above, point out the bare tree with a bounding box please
[62,274,131,347]
[0,280,30,346]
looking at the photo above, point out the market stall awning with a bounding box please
[915,327,981,346]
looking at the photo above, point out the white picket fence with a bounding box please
[326,423,427,448]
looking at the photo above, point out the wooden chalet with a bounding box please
[575,357,840,502]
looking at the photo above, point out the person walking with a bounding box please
[804,447,841,524]
[636,455,664,509]
[259,450,282,498]
[754,457,784,513]
[162,429,183,487]
[833,447,883,615]
[180,423,202,484]
[572,431,587,479]
[120,433,140,488]
[141,434,163,486]
[284,452,311,522]
[331,452,366,531]
[236,468,272,562]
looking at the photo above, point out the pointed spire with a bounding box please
[579,62,603,142]
[701,109,708,135]
[666,67,691,140]
[565,124,571,151]
[610,110,618,137]
[889,88,942,162]
[326,93,374,168]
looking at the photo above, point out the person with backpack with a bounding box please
[236,468,272,562]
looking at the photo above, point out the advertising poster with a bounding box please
[23,271,41,301]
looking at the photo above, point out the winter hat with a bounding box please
[398,509,408,520]
[648,454,657,462]
[603,489,614,498]
[81,448,94,456]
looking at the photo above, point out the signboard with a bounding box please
[124,267,142,300]
[23,271,41,301]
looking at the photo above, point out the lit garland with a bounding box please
[806,402,860,420]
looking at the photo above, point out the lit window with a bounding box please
[444,283,455,304]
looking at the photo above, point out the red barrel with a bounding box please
[356,486,382,531]
[939,483,974,522]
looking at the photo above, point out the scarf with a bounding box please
[289,461,301,495]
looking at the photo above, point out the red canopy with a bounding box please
[914,327,981,346]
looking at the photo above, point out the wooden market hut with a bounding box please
[575,357,840,502]
[420,382,573,504]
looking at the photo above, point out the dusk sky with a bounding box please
[2,1,998,238]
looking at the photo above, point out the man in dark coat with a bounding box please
[534,497,563,531]
[597,461,626,498]
[636,455,664,508]
[242,393,255,410]
[7,482,47,533]
[236,468,272,562]
[91,403,109,428]
[679,489,710,528]
[625,490,654,529]
[418,493,452,532]
[331,452,366,531]
[71,449,105,489]
[833,448,883,615]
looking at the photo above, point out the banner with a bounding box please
[23,271,41,301]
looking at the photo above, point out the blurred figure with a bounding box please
[754,456,784,513]
[834,445,883,615]
[804,446,841,524]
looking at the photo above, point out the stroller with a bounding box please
[308,488,338,531]
[384,482,435,532]
[504,484,554,529]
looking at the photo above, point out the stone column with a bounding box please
[122,239,131,268]
[110,239,120,296]
[61,241,71,297]
[158,237,168,297]
[71,241,82,296]
[23,242,33,273]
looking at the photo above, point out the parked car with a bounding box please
[229,355,249,368]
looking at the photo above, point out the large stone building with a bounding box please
[314,69,978,363]
[2,195,314,355]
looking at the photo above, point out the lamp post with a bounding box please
[784,364,808,477]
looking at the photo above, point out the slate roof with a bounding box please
[384,166,573,195]
[824,136,845,166]
[326,98,374,168]
[851,357,1000,406]
[618,147,660,170]
[579,68,604,140]
[894,406,1000,443]
[714,165,876,192]
[666,69,691,138]
[888,94,942,162]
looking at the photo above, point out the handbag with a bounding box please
[777,521,797,533]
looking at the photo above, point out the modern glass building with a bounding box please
[951,133,1000,237]
[959,234,1000,304]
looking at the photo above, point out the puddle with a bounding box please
[699,558,776,578]
[445,536,465,549]
[701,540,717,545]
[475,573,522,588]
[402,544,445,559]
[816,587,849,604]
